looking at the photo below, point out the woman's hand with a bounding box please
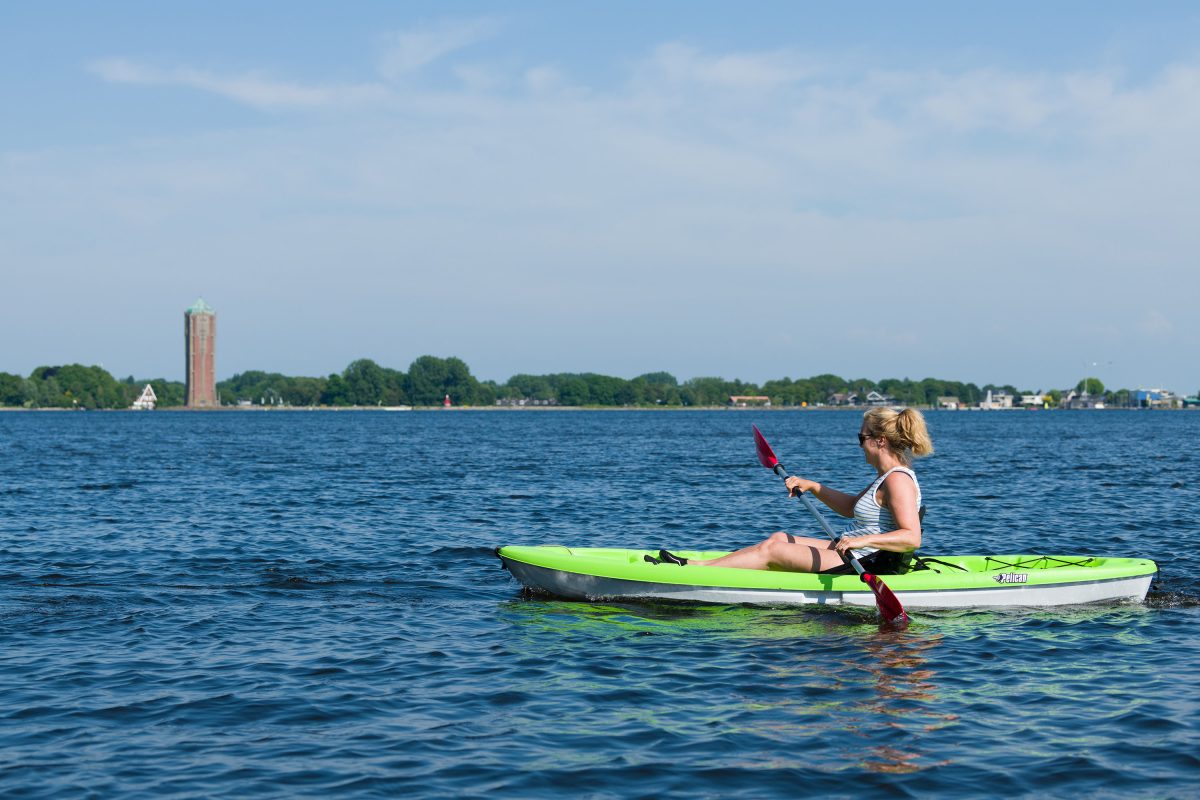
[834,535,871,556]
[785,476,820,497]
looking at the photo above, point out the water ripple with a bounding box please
[1,410,1198,797]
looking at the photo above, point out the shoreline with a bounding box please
[1,405,1195,413]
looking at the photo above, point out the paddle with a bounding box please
[752,424,908,625]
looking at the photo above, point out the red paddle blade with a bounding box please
[861,573,908,625]
[752,425,779,469]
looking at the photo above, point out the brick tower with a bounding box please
[185,298,217,407]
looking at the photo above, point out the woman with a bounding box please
[650,407,933,574]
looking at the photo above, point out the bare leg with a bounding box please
[689,531,846,573]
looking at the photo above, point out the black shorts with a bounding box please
[819,549,911,576]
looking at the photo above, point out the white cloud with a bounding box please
[377,18,498,81]
[524,65,569,94]
[1139,310,1174,339]
[13,38,1199,386]
[453,63,507,93]
[917,69,1060,133]
[646,42,816,92]
[88,58,387,109]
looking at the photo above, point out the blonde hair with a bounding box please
[863,407,933,464]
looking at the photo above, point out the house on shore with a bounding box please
[827,390,895,407]
[979,390,1014,410]
[1133,389,1178,409]
[936,396,961,410]
[130,384,157,411]
[865,390,893,407]
[1061,390,1105,410]
[729,395,771,407]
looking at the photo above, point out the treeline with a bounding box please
[0,365,184,410]
[1,357,1029,409]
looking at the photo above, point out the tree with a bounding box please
[343,359,389,406]
[286,376,327,407]
[982,383,1020,398]
[28,364,126,409]
[557,376,590,406]
[635,371,677,386]
[220,370,272,404]
[217,371,332,407]
[475,380,499,406]
[807,374,849,401]
[441,357,480,405]
[407,355,480,405]
[762,377,811,406]
[321,373,351,406]
[680,377,729,406]
[1075,377,1104,396]
[502,374,553,402]
[848,377,879,400]
[581,374,625,406]
[630,372,678,405]
[1109,388,1132,407]
[0,372,27,406]
[878,378,920,405]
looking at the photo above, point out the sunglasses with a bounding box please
[858,433,872,446]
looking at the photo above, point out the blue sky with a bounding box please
[3,2,1199,392]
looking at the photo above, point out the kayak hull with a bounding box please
[496,546,1157,609]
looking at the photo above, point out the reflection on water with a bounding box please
[851,631,956,774]
[496,593,1186,781]
[500,596,964,774]
[501,596,871,639]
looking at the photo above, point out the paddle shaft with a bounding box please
[769,462,868,577]
[752,423,906,623]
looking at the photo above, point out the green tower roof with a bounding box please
[187,298,215,315]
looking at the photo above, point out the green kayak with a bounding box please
[496,546,1157,609]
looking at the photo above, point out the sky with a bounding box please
[3,1,1199,392]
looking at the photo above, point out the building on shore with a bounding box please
[130,384,157,410]
[1061,390,1105,410]
[185,298,218,407]
[729,395,771,407]
[979,390,1014,410]
[865,390,893,407]
[1133,389,1178,409]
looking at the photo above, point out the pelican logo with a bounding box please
[994,573,1028,584]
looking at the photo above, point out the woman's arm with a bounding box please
[834,472,922,554]
[784,476,859,518]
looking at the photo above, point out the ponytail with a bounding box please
[863,407,934,464]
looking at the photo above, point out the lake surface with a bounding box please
[2,409,1198,798]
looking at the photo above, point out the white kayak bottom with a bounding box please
[505,560,1155,609]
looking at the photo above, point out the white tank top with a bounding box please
[843,466,921,557]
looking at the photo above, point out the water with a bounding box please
[1,410,1198,798]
